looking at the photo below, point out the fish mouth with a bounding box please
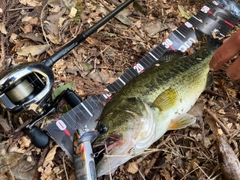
[93,134,135,177]
[93,135,121,155]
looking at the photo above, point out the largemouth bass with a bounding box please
[94,37,221,177]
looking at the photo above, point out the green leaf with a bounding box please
[52,81,74,99]
[133,2,146,16]
[62,105,72,113]
[178,5,191,19]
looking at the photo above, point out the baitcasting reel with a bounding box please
[0,62,54,115]
[0,0,135,148]
[0,62,55,148]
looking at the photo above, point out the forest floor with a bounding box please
[0,0,240,179]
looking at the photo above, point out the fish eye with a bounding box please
[96,124,108,134]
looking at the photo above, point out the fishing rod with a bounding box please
[0,0,135,148]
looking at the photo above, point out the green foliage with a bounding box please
[178,5,191,19]
[73,3,83,24]
[52,81,74,99]
[62,104,72,113]
[133,2,146,16]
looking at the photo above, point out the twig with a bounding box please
[63,156,69,180]
[138,168,146,180]
[32,146,49,180]
[205,108,230,135]
[6,7,34,11]
[40,3,49,45]
[1,33,6,70]
[14,119,32,132]
[136,135,171,168]
[144,151,161,175]
[8,165,16,180]
[180,166,200,180]
[105,142,113,180]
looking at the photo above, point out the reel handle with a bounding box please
[27,89,82,148]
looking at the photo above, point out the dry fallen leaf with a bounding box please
[19,0,42,7]
[143,20,168,37]
[19,33,45,43]
[43,145,59,167]
[46,33,61,44]
[88,70,110,84]
[38,145,59,180]
[69,6,77,18]
[160,169,171,180]
[18,136,31,148]
[17,44,50,56]
[23,23,33,34]
[127,162,138,174]
[115,9,132,26]
[0,22,7,34]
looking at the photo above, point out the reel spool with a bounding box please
[0,62,54,115]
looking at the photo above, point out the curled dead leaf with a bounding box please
[143,20,168,37]
[0,22,7,34]
[19,33,45,43]
[127,162,138,174]
[18,136,31,148]
[88,70,109,84]
[17,44,50,56]
[46,33,61,44]
[43,145,59,167]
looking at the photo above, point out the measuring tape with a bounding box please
[46,1,240,159]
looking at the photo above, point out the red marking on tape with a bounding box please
[169,45,175,51]
[208,10,213,14]
[224,20,234,27]
[56,119,71,136]
[64,129,71,136]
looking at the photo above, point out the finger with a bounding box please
[226,56,240,80]
[209,31,240,71]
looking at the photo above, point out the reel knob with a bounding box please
[27,126,50,148]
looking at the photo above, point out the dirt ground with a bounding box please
[0,0,240,179]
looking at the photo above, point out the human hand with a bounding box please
[209,30,240,80]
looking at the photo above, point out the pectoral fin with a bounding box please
[168,113,196,130]
[152,88,178,111]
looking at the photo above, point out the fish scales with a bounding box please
[105,46,213,109]
[95,40,220,177]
